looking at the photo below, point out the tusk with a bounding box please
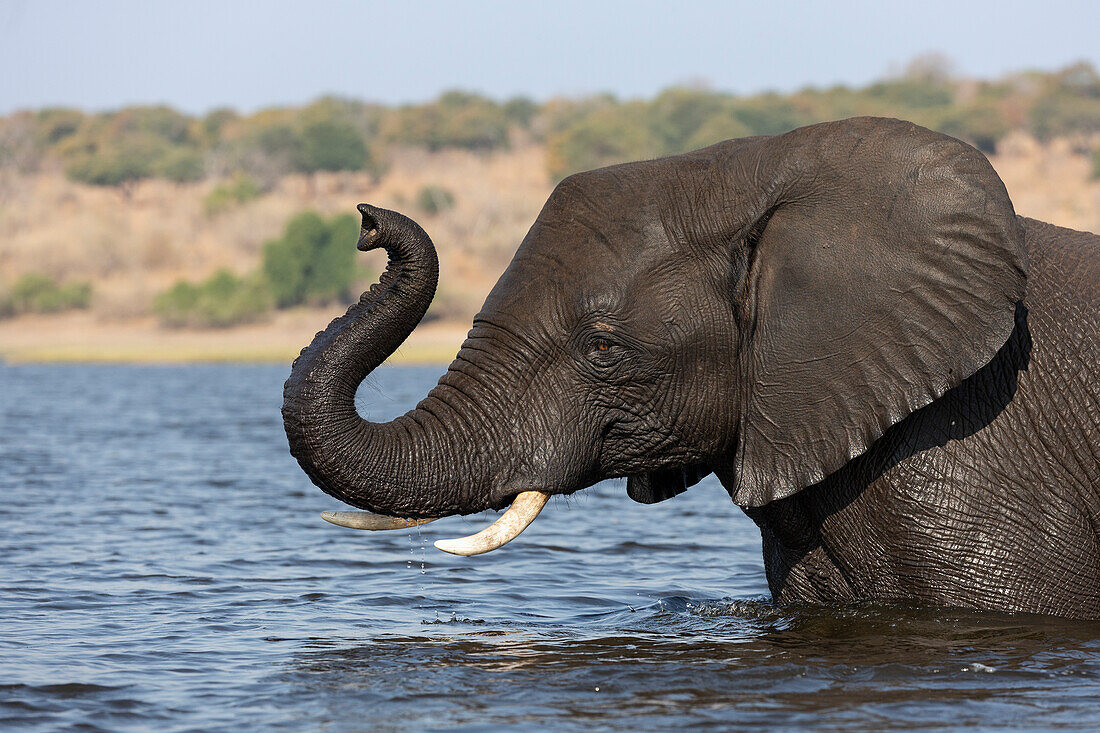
[433,490,550,556]
[321,511,438,531]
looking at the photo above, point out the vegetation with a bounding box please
[261,211,360,308]
[153,270,271,328]
[3,58,1099,336]
[381,91,511,151]
[416,185,456,215]
[4,59,1099,189]
[203,173,263,215]
[298,120,371,172]
[152,211,360,327]
[1,273,92,317]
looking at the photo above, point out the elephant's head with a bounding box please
[282,117,1026,554]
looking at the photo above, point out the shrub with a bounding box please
[649,87,733,153]
[8,273,92,314]
[299,120,370,172]
[241,123,304,170]
[200,108,238,144]
[56,105,207,187]
[730,95,813,136]
[156,148,205,182]
[1030,92,1100,141]
[65,144,158,186]
[545,102,660,180]
[865,79,954,109]
[382,91,510,151]
[203,174,263,216]
[416,185,455,215]
[153,270,271,328]
[503,96,538,127]
[937,103,1010,153]
[262,211,359,308]
[35,108,84,147]
[684,114,752,151]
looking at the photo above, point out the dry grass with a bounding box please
[0,309,469,364]
[0,136,1096,363]
[989,132,1100,232]
[0,144,552,321]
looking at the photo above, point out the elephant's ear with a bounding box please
[725,118,1027,507]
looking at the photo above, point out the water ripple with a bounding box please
[1,364,1098,730]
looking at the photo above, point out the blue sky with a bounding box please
[2,0,1098,114]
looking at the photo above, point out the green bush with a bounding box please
[649,88,734,153]
[56,105,207,187]
[200,108,238,144]
[65,144,158,186]
[683,113,752,150]
[1030,92,1100,141]
[937,103,1010,153]
[416,185,455,215]
[730,95,813,136]
[299,120,370,172]
[865,79,954,109]
[502,96,537,127]
[382,91,510,151]
[35,108,84,147]
[153,270,271,328]
[7,273,92,314]
[156,147,205,182]
[546,102,661,180]
[262,211,359,307]
[16,63,1100,189]
[203,174,263,216]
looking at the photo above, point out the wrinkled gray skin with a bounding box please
[283,117,1100,619]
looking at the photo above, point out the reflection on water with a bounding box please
[2,364,1099,730]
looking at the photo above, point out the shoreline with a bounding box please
[0,310,466,365]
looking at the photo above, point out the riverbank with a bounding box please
[0,309,467,364]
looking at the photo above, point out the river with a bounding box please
[2,364,1098,730]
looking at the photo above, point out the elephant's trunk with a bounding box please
[282,204,483,519]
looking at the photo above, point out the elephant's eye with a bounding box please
[591,337,613,354]
[586,336,620,365]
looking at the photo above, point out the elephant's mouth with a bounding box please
[320,490,550,556]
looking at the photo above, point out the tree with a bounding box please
[262,212,358,307]
[545,102,660,180]
[298,120,369,172]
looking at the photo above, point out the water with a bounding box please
[2,363,1099,731]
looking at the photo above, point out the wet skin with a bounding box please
[283,117,1100,619]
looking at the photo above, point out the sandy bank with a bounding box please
[0,309,468,365]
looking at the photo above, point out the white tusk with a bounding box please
[321,511,438,531]
[433,490,550,556]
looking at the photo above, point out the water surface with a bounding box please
[2,364,1099,730]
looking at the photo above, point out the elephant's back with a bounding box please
[1017,217,1099,432]
[1019,217,1099,336]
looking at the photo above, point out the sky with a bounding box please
[2,0,1099,115]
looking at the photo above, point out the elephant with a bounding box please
[282,116,1100,620]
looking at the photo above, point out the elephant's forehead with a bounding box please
[482,215,671,316]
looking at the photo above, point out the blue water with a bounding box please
[2,363,1099,730]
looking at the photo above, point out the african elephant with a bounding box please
[282,117,1100,619]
